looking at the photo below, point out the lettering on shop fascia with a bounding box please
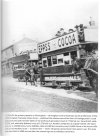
[38,31,79,54]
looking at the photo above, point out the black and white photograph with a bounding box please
[1,0,98,114]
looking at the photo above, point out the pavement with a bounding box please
[2,76,98,104]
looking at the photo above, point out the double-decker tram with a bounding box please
[38,24,98,89]
[12,51,38,81]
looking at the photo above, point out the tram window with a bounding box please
[58,58,63,64]
[52,55,57,65]
[18,65,23,69]
[43,60,47,67]
[64,52,69,56]
[64,60,69,65]
[57,54,63,64]
[47,56,52,66]
[80,49,86,58]
[70,51,77,59]
[63,52,70,65]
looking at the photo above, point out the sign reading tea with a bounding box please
[38,31,79,54]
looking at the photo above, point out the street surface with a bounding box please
[2,76,98,112]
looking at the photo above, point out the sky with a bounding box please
[2,0,98,49]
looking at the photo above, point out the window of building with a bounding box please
[52,55,57,65]
[47,56,52,66]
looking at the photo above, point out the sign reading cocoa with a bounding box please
[38,31,79,54]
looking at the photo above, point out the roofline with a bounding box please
[13,37,38,45]
[1,44,14,52]
[1,37,38,52]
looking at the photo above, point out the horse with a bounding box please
[72,55,98,97]
[83,57,98,97]
[25,68,31,85]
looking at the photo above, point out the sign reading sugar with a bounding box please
[38,31,79,54]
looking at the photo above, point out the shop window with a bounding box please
[52,55,57,65]
[47,56,52,66]
[43,59,47,67]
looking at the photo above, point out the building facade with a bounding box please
[1,37,38,76]
[1,45,14,75]
[13,38,37,56]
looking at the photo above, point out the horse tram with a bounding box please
[12,51,39,83]
[38,24,98,96]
